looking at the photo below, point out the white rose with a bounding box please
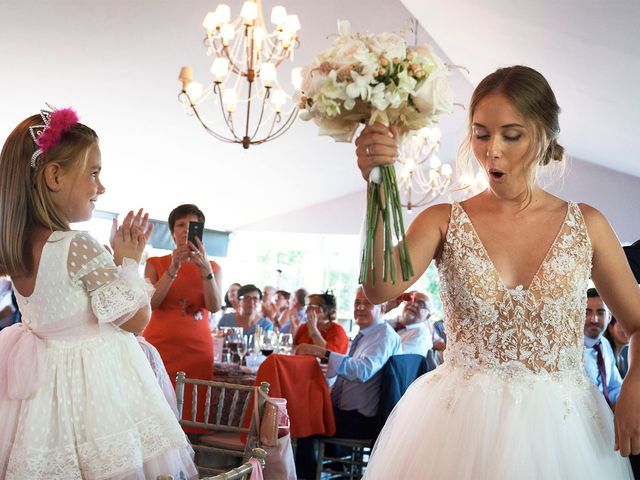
[413,71,453,118]
[367,32,406,61]
[409,44,447,71]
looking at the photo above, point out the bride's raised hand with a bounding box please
[355,123,399,181]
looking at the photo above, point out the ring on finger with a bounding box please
[365,145,371,156]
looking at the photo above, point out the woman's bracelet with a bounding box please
[166,268,177,280]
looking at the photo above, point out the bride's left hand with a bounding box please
[614,374,640,456]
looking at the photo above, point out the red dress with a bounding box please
[143,255,220,431]
[294,322,349,354]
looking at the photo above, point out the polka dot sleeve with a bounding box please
[67,233,152,325]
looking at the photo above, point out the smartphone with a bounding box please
[188,221,204,246]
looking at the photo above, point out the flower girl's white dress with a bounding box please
[364,202,633,479]
[0,231,198,479]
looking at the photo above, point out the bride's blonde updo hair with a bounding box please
[457,65,565,190]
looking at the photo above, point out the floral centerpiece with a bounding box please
[299,20,454,284]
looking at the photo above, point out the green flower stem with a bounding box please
[359,165,415,285]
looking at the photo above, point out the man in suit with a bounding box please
[583,288,623,406]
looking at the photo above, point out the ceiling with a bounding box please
[1,0,638,235]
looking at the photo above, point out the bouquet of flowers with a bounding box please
[299,20,454,284]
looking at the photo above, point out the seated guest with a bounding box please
[584,288,622,406]
[261,284,278,323]
[432,319,447,363]
[604,316,629,377]
[294,292,348,354]
[278,287,308,334]
[218,283,274,335]
[298,287,402,437]
[273,289,290,328]
[387,291,433,356]
[295,287,401,478]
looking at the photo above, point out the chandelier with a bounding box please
[178,1,302,149]
[396,127,487,212]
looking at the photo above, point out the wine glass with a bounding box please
[237,338,248,367]
[260,331,278,356]
[278,333,293,355]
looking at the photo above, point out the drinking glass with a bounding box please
[260,331,278,356]
[237,339,248,367]
[278,333,293,355]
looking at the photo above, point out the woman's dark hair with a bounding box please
[294,288,308,306]
[168,204,205,232]
[224,282,242,308]
[275,290,290,300]
[307,291,337,321]
[238,284,262,300]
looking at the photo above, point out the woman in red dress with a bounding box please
[143,204,222,431]
[294,292,348,354]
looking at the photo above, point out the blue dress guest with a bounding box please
[217,284,273,335]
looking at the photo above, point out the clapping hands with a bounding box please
[110,209,153,265]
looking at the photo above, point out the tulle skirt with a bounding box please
[364,363,633,479]
[0,325,198,480]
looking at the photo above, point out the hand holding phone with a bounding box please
[188,221,204,247]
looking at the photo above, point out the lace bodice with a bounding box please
[437,202,592,375]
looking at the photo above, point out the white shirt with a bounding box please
[389,320,433,356]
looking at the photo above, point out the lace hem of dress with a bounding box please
[91,258,154,326]
[6,415,188,479]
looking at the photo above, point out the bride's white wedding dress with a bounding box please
[364,202,633,479]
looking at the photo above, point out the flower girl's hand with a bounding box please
[110,209,154,265]
[614,373,640,456]
[355,123,399,181]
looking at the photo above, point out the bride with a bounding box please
[355,65,640,479]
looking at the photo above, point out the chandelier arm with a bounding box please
[249,89,270,140]
[214,84,243,142]
[260,108,298,142]
[190,104,238,143]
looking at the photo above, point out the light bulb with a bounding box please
[459,173,472,187]
[211,57,229,82]
[271,89,287,111]
[220,23,235,44]
[222,88,237,112]
[291,67,302,90]
[430,155,442,169]
[284,14,300,32]
[253,26,266,48]
[186,81,203,101]
[260,62,277,86]
[178,66,193,91]
[429,169,439,182]
[240,1,258,23]
[417,127,430,139]
[271,6,287,25]
[202,12,217,31]
[428,127,442,143]
[215,4,230,24]
[441,164,453,177]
